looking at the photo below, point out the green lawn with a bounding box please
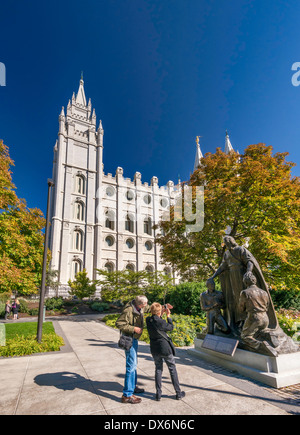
[0,321,64,357]
[5,321,56,340]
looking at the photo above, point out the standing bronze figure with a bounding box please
[210,236,278,333]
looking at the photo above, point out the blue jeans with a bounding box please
[123,338,138,397]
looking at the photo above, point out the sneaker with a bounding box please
[134,386,145,394]
[121,395,142,404]
[176,391,186,400]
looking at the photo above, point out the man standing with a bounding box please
[116,295,150,404]
[146,302,185,401]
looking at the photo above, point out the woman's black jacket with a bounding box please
[146,315,176,357]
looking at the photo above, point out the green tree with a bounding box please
[156,144,300,290]
[0,200,45,295]
[0,140,17,210]
[96,269,174,304]
[68,269,97,300]
[96,269,147,303]
[0,140,46,295]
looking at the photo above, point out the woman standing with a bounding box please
[11,299,20,320]
[146,302,185,401]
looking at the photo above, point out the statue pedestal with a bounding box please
[188,338,300,388]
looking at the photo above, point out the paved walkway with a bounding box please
[0,315,299,415]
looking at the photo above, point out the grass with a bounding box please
[5,321,56,340]
[0,321,64,357]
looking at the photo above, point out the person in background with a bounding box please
[146,302,185,401]
[4,300,11,320]
[12,299,20,320]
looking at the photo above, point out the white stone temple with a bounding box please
[48,78,234,296]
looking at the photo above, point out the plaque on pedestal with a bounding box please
[201,334,239,356]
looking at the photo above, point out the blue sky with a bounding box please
[1,0,300,216]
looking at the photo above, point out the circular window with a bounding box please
[126,238,134,249]
[126,190,135,201]
[106,186,115,197]
[145,241,153,251]
[105,236,114,247]
[143,194,151,205]
[160,198,169,208]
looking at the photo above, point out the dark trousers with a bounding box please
[153,354,181,396]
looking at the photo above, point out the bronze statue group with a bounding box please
[116,236,298,404]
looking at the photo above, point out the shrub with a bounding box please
[0,302,5,318]
[167,281,207,317]
[28,308,39,316]
[270,289,300,311]
[91,302,110,312]
[276,309,300,338]
[0,333,64,357]
[170,314,206,346]
[45,297,64,311]
[18,298,29,314]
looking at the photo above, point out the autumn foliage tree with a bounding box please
[0,140,45,295]
[156,144,300,291]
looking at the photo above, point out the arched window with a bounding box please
[144,217,152,235]
[125,214,134,233]
[126,263,135,271]
[105,262,114,272]
[145,265,154,273]
[72,259,82,279]
[74,230,83,251]
[105,210,115,230]
[76,175,85,195]
[74,201,84,221]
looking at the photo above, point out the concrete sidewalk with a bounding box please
[0,316,298,415]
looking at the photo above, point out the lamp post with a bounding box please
[37,179,54,343]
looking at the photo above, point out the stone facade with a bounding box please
[48,79,177,296]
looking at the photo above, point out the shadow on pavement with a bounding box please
[34,371,123,404]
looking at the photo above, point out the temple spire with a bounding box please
[225,130,234,154]
[76,76,87,106]
[194,136,203,171]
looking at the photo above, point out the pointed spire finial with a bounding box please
[59,106,65,119]
[225,130,234,154]
[76,75,87,106]
[194,136,203,171]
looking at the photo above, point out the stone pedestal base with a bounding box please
[188,338,300,388]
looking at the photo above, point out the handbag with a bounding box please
[118,332,133,351]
